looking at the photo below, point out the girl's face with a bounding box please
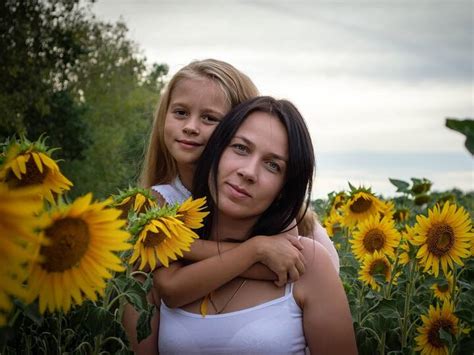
[215,111,288,222]
[164,77,230,171]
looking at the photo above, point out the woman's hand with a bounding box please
[251,233,306,287]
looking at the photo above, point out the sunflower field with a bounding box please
[314,181,474,354]
[0,135,473,354]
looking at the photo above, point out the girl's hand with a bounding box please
[252,234,306,287]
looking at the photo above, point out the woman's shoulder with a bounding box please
[294,237,341,306]
[299,237,332,263]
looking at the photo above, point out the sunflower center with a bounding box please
[369,259,389,277]
[117,197,134,220]
[349,197,372,214]
[437,283,450,293]
[41,218,90,272]
[143,230,167,247]
[427,223,455,257]
[363,229,385,252]
[7,157,49,188]
[427,319,454,348]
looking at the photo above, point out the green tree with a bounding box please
[0,0,168,197]
[0,0,91,160]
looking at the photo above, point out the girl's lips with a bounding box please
[176,139,202,149]
[226,182,251,198]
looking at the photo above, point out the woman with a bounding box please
[156,96,356,354]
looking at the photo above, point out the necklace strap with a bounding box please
[209,279,247,314]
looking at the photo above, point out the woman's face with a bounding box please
[215,111,288,222]
[164,77,230,171]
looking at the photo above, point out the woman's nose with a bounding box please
[237,160,257,183]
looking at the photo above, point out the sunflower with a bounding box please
[415,301,459,355]
[327,191,347,216]
[399,225,417,266]
[0,183,46,325]
[412,202,472,277]
[358,250,391,291]
[394,207,410,223]
[1,140,72,203]
[351,215,401,261]
[114,187,157,219]
[129,215,199,269]
[431,272,455,302]
[342,190,384,227]
[176,197,209,229]
[323,212,343,238]
[27,194,131,314]
[379,200,395,220]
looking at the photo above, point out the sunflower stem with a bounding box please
[401,259,416,348]
[357,284,365,324]
[93,334,103,355]
[451,267,458,306]
[106,293,128,312]
[379,331,386,354]
[57,311,62,355]
[384,246,401,298]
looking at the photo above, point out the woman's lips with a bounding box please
[226,182,251,198]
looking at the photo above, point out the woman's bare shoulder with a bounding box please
[294,237,341,305]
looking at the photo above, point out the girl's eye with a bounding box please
[266,160,281,173]
[173,109,187,118]
[231,143,249,154]
[202,115,221,124]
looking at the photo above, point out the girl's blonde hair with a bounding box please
[139,59,259,188]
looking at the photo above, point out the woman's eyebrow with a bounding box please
[269,153,287,163]
[232,135,253,146]
[233,135,287,162]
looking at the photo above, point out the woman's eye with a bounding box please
[231,143,249,154]
[266,161,281,173]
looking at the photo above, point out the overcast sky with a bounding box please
[91,0,473,197]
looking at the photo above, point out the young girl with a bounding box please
[156,96,357,354]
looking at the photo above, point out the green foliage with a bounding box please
[0,0,91,159]
[0,0,168,198]
[446,118,474,155]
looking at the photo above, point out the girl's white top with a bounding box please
[159,283,306,354]
[151,177,191,205]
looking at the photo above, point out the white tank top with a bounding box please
[159,283,306,354]
[151,177,191,205]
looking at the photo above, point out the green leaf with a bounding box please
[136,308,154,343]
[389,178,410,193]
[446,118,474,155]
[84,306,115,335]
[455,307,473,323]
[13,299,43,326]
[376,298,399,319]
[439,327,453,347]
[113,274,150,312]
[348,182,356,192]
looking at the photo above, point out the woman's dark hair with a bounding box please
[192,96,315,239]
